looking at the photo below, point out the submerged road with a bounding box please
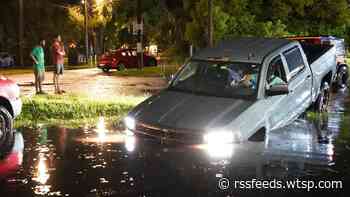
[0,90,349,196]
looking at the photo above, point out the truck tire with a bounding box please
[0,106,13,148]
[102,67,110,73]
[314,82,330,113]
[336,64,348,89]
[117,62,126,71]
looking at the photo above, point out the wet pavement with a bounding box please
[0,90,349,196]
[7,68,167,98]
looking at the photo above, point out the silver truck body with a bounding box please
[127,38,337,143]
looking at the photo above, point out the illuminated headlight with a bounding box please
[203,130,240,145]
[124,116,136,131]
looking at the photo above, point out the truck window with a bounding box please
[170,60,260,98]
[266,55,287,88]
[283,47,305,77]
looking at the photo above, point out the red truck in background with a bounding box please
[98,48,158,73]
[287,36,349,89]
[0,76,22,148]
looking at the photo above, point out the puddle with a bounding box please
[0,90,349,196]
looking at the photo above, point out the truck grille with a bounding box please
[134,122,202,144]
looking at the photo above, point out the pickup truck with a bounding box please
[0,76,21,148]
[123,37,338,144]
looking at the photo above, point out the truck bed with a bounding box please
[300,43,333,64]
[299,43,336,102]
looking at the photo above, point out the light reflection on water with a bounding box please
[30,127,56,196]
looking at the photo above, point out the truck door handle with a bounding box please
[306,75,311,79]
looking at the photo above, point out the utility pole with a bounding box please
[208,0,213,47]
[136,0,143,69]
[18,0,24,66]
[83,0,89,63]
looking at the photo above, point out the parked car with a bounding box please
[123,37,340,145]
[97,49,158,72]
[0,53,15,68]
[287,36,348,88]
[0,76,21,148]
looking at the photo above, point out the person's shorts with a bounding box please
[55,64,64,75]
[34,69,45,82]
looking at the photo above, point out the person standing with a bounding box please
[52,35,66,94]
[30,39,46,94]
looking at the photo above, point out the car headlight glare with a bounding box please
[203,130,240,145]
[124,116,136,131]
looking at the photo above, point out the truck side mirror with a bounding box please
[266,84,289,96]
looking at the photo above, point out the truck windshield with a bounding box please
[169,60,260,99]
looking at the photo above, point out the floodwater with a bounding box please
[0,91,349,197]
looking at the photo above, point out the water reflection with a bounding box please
[30,126,55,196]
[33,155,49,184]
[0,132,24,177]
[96,117,107,142]
[124,135,136,152]
[264,114,337,167]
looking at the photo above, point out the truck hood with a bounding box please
[130,90,254,133]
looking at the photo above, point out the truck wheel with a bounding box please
[337,65,348,88]
[102,67,110,73]
[314,82,330,113]
[0,106,13,148]
[117,62,126,71]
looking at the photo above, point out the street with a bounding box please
[9,68,167,98]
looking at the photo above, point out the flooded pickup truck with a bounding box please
[124,38,339,144]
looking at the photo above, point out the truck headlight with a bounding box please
[124,116,136,131]
[203,130,240,145]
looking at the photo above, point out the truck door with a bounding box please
[282,46,313,118]
[265,54,290,129]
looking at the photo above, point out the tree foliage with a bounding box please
[1,0,350,63]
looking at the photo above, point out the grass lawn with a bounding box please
[16,94,148,128]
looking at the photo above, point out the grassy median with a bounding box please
[16,94,148,128]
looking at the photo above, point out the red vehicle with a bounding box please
[98,49,158,72]
[0,76,21,148]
